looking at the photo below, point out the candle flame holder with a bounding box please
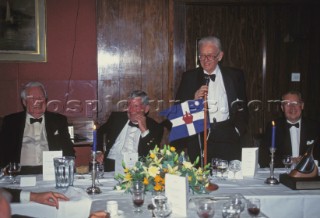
[86,151,101,194]
[265,147,280,185]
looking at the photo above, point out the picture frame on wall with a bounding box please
[0,0,46,62]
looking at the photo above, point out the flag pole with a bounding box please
[203,93,208,166]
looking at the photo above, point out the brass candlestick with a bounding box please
[86,151,101,194]
[265,147,279,185]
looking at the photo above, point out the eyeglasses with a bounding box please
[281,101,303,107]
[198,51,220,61]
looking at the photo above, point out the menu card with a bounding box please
[165,174,188,217]
[241,147,258,177]
[115,152,138,175]
[43,151,62,181]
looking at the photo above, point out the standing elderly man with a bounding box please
[259,91,320,167]
[174,36,248,163]
[0,81,75,172]
[97,90,163,171]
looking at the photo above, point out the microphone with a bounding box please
[204,75,210,86]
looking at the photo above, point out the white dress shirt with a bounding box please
[206,66,229,123]
[20,114,49,166]
[288,119,301,157]
[107,121,144,160]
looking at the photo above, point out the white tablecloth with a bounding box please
[1,169,320,218]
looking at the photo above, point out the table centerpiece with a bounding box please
[114,145,211,193]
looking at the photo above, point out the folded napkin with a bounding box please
[11,187,92,218]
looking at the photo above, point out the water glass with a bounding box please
[54,156,75,188]
[229,160,241,179]
[222,201,241,218]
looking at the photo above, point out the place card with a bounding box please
[20,176,36,187]
[43,151,62,181]
[241,147,258,177]
[165,174,188,217]
[115,152,138,175]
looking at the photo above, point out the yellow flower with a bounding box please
[124,168,129,173]
[150,153,156,159]
[143,177,149,185]
[170,146,176,152]
[154,175,163,183]
[124,173,132,181]
[148,166,160,177]
[154,183,162,191]
[188,176,192,181]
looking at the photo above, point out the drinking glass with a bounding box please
[131,181,145,213]
[211,158,221,178]
[222,201,241,218]
[229,160,241,179]
[282,155,293,174]
[247,198,260,217]
[217,160,228,180]
[196,200,215,218]
[8,162,21,184]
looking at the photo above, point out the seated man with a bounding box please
[0,81,75,173]
[97,90,164,171]
[259,91,320,168]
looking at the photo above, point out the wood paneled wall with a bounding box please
[96,0,171,124]
[97,0,320,145]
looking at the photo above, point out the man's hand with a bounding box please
[135,114,147,133]
[96,151,105,163]
[194,85,208,99]
[30,192,69,209]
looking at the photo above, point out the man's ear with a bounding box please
[301,102,304,110]
[22,99,27,107]
[281,104,284,112]
[144,105,150,114]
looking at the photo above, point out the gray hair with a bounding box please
[128,90,149,105]
[20,81,48,100]
[198,36,223,53]
[281,90,303,102]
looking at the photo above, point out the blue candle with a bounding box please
[92,125,97,152]
[271,121,276,148]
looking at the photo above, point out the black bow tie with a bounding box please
[205,74,216,82]
[30,117,43,124]
[287,122,299,128]
[128,121,139,128]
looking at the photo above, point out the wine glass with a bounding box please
[247,198,260,217]
[229,160,241,179]
[217,160,228,180]
[211,158,221,178]
[282,155,293,174]
[196,200,214,218]
[8,162,21,184]
[131,181,145,213]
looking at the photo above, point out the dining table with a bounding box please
[1,168,320,218]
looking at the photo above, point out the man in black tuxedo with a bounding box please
[259,91,320,168]
[173,36,248,164]
[0,82,75,172]
[97,90,164,171]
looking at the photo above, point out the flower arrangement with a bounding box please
[114,145,211,192]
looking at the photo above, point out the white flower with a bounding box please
[148,166,160,177]
[183,161,193,169]
[115,185,122,191]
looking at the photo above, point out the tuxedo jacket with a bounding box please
[2,188,21,202]
[259,117,320,168]
[0,111,75,168]
[97,112,164,158]
[172,66,248,162]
